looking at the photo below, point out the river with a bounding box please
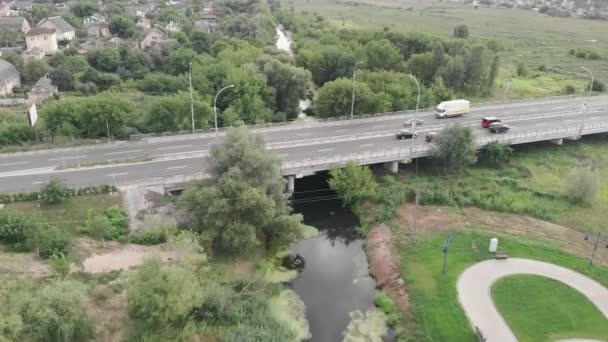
[290,172,393,342]
[275,25,311,118]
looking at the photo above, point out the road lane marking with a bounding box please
[0,161,29,166]
[32,181,44,185]
[297,133,311,136]
[360,143,374,147]
[156,144,193,150]
[167,165,187,170]
[48,155,87,161]
[317,148,333,152]
[277,154,289,158]
[335,129,348,132]
[104,149,142,155]
[107,172,128,177]
[150,149,208,157]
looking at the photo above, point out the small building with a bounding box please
[140,28,165,48]
[36,16,75,42]
[164,20,181,32]
[196,2,217,33]
[21,46,44,60]
[0,16,29,33]
[0,58,21,96]
[85,22,109,37]
[25,27,58,55]
[12,0,32,11]
[83,14,106,25]
[28,74,57,105]
[136,17,151,29]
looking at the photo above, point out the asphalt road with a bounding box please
[1,95,608,192]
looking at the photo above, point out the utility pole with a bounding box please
[586,232,601,271]
[580,66,593,138]
[105,118,110,143]
[189,62,195,133]
[350,61,364,119]
[214,85,235,136]
[407,74,421,236]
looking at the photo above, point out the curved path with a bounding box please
[457,258,608,342]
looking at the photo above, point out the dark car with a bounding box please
[396,129,417,140]
[489,122,510,133]
[482,117,502,128]
[425,132,437,142]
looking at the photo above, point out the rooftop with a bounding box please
[26,26,56,36]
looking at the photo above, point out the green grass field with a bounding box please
[285,0,608,98]
[493,275,608,342]
[399,230,608,341]
[5,194,123,234]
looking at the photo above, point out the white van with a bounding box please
[435,100,470,118]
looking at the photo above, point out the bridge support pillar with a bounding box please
[287,175,295,196]
[383,161,399,173]
[549,138,563,146]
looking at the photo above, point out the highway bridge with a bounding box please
[1,95,608,194]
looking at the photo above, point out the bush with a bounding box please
[576,50,587,58]
[128,223,176,245]
[565,84,576,94]
[432,125,477,174]
[516,62,528,77]
[0,209,32,249]
[453,24,469,38]
[40,177,67,204]
[564,167,598,206]
[103,206,129,240]
[374,292,399,327]
[591,79,605,92]
[48,253,71,278]
[480,141,514,166]
[90,286,115,303]
[27,225,72,259]
[588,51,601,60]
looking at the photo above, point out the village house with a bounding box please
[21,46,44,60]
[85,22,109,37]
[83,13,106,25]
[195,2,217,33]
[36,16,75,42]
[25,27,58,55]
[140,28,165,48]
[136,17,151,29]
[0,58,21,96]
[28,74,57,105]
[165,20,181,32]
[0,16,29,33]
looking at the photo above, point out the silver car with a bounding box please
[403,118,425,127]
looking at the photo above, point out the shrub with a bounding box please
[453,24,469,38]
[564,167,598,206]
[432,125,477,174]
[565,84,576,94]
[374,292,399,327]
[90,286,115,303]
[27,225,72,259]
[480,141,514,166]
[591,79,605,92]
[588,51,601,60]
[576,50,587,58]
[40,177,67,204]
[103,206,129,240]
[128,223,176,245]
[48,253,71,278]
[516,62,528,77]
[0,209,32,249]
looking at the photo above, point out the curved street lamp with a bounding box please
[214,85,235,135]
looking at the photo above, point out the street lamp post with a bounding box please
[350,61,364,120]
[189,62,195,133]
[214,85,235,135]
[580,66,593,137]
[407,74,421,236]
[585,232,602,271]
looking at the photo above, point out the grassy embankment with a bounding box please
[493,275,608,341]
[286,0,607,99]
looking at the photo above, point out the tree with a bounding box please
[22,60,49,85]
[49,66,74,91]
[432,125,477,173]
[20,280,94,342]
[453,24,469,38]
[26,225,72,259]
[71,1,97,17]
[480,141,513,166]
[329,162,378,206]
[90,48,121,72]
[365,39,402,71]
[169,48,197,74]
[407,52,435,85]
[0,210,32,250]
[440,56,465,90]
[315,78,391,118]
[564,167,599,206]
[143,92,213,132]
[483,55,500,96]
[302,45,357,85]
[109,15,135,38]
[189,30,211,54]
[88,215,113,247]
[516,61,528,77]
[431,76,454,103]
[127,257,204,340]
[40,177,67,205]
[463,45,487,92]
[179,128,305,254]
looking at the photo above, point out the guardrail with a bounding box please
[130,94,585,141]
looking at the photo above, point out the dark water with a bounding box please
[289,172,392,342]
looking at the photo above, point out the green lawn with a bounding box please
[286,0,608,99]
[493,275,608,342]
[5,193,123,234]
[399,230,608,341]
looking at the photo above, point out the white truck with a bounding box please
[435,99,470,118]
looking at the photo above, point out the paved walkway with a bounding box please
[457,258,608,342]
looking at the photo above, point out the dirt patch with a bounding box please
[0,250,51,277]
[367,225,410,314]
[394,204,608,266]
[73,244,176,274]
[87,291,129,341]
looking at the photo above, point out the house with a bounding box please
[140,28,165,48]
[155,37,178,49]
[0,58,21,96]
[78,40,101,54]
[125,5,151,17]
[12,0,32,11]
[36,16,75,42]
[0,16,29,33]
[136,17,151,29]
[165,20,181,32]
[28,74,57,105]
[21,46,44,60]
[196,2,217,33]
[0,0,15,15]
[83,13,106,25]
[85,22,109,37]
[25,27,58,55]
